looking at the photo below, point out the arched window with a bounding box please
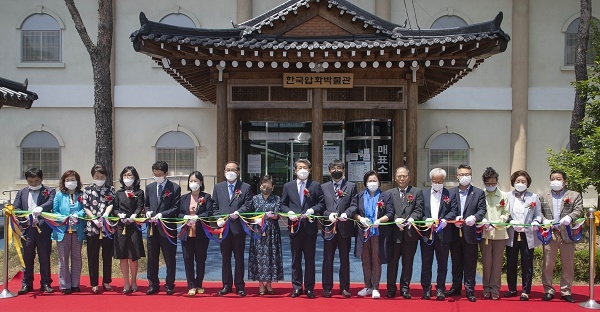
[430,15,468,29]
[21,14,61,62]
[156,131,195,176]
[159,13,196,28]
[21,131,60,179]
[565,18,598,66]
[428,133,470,181]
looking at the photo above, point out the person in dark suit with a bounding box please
[419,168,458,300]
[280,159,324,299]
[144,161,181,295]
[446,164,486,302]
[212,161,253,297]
[14,168,56,294]
[178,171,212,296]
[386,167,424,299]
[320,160,358,298]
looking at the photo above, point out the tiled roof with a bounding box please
[0,77,38,109]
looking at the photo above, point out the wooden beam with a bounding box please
[216,79,228,182]
[393,108,405,173]
[406,79,418,186]
[312,88,324,181]
[228,108,239,168]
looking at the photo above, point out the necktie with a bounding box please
[157,184,163,206]
[401,189,406,200]
[229,184,234,199]
[299,181,305,205]
[334,183,340,198]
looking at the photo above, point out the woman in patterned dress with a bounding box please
[82,164,115,293]
[112,166,145,294]
[247,175,284,295]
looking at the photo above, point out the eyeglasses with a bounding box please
[396,175,409,179]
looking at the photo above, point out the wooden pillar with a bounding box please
[375,0,391,21]
[510,0,529,172]
[312,88,323,182]
[228,108,238,164]
[393,108,405,172]
[216,79,228,182]
[406,81,418,186]
[237,0,252,24]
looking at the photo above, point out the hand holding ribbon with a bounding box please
[372,219,380,228]
[455,216,463,228]
[265,211,275,219]
[338,213,348,221]
[559,215,572,226]
[288,211,298,222]
[395,217,406,230]
[465,215,476,226]
[328,212,338,222]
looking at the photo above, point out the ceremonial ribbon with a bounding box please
[239,214,269,240]
[3,205,25,267]
[200,218,230,243]
[537,225,553,245]
[566,223,584,242]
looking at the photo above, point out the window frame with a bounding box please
[20,131,61,179]
[20,13,62,63]
[427,133,470,182]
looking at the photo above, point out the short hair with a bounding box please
[395,167,411,176]
[328,159,345,170]
[363,170,381,185]
[187,171,205,192]
[550,169,567,180]
[24,168,43,180]
[259,175,274,186]
[510,170,532,186]
[295,159,312,169]
[429,168,446,180]
[119,166,141,190]
[152,161,169,173]
[58,170,82,193]
[90,164,108,177]
[482,167,499,182]
[457,164,472,171]
[225,161,240,171]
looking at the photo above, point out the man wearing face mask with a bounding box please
[446,164,486,302]
[320,160,358,298]
[539,170,583,303]
[211,161,253,297]
[280,159,324,298]
[144,161,181,295]
[419,168,457,300]
[385,167,424,299]
[14,168,56,294]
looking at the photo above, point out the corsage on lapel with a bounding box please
[303,188,311,198]
[564,196,570,204]
[233,189,242,199]
[162,189,171,199]
[42,189,50,198]
[377,200,384,208]
[198,197,206,206]
[336,189,347,198]
[442,195,450,205]
[527,201,537,209]
[498,199,506,208]
[406,194,414,203]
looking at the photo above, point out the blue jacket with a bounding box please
[51,191,85,242]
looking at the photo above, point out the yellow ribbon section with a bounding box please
[594,210,600,227]
[3,204,25,267]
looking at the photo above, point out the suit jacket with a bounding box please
[280,179,325,236]
[178,191,212,242]
[449,185,487,245]
[13,185,55,235]
[506,190,543,248]
[145,180,181,238]
[387,186,424,243]
[51,191,86,242]
[321,179,358,238]
[539,189,584,243]
[211,180,252,236]
[354,190,395,261]
[422,187,458,244]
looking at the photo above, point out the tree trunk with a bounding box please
[571,0,591,153]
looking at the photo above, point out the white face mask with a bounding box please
[485,185,497,193]
[153,176,165,184]
[65,181,78,190]
[93,179,106,187]
[29,184,42,191]
[225,171,238,182]
[431,183,444,192]
[459,175,472,186]
[123,178,135,187]
[514,183,527,193]
[189,182,200,192]
[550,180,564,192]
[366,182,379,192]
[296,169,309,180]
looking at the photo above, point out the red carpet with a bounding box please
[2,273,599,311]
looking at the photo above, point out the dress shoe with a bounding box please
[444,288,461,296]
[102,283,113,292]
[61,288,72,295]
[122,288,133,295]
[217,287,231,296]
[196,287,205,294]
[322,290,332,298]
[436,289,446,301]
[237,290,246,297]
[290,289,302,298]
[146,287,159,295]
[71,287,81,293]
[483,292,491,299]
[561,295,575,303]
[466,292,476,302]
[166,288,175,295]
[41,285,54,293]
[266,289,275,295]
[91,286,99,294]
[401,291,412,299]
[491,294,500,300]
[340,289,351,298]
[421,290,431,300]
[305,290,316,299]
[504,290,518,298]
[18,285,32,295]
[520,293,529,301]
[542,293,554,301]
[386,290,396,298]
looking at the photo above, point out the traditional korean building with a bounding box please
[130,0,510,190]
[0,77,38,110]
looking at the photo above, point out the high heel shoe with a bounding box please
[122,287,132,295]
[91,286,99,294]
[102,283,113,292]
[131,285,138,293]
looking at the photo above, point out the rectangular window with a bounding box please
[565,33,595,66]
[22,148,60,179]
[156,148,195,176]
[22,30,60,62]
[429,149,468,181]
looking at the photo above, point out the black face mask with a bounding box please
[330,171,343,180]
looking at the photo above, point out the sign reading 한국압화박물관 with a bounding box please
[283,73,353,88]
